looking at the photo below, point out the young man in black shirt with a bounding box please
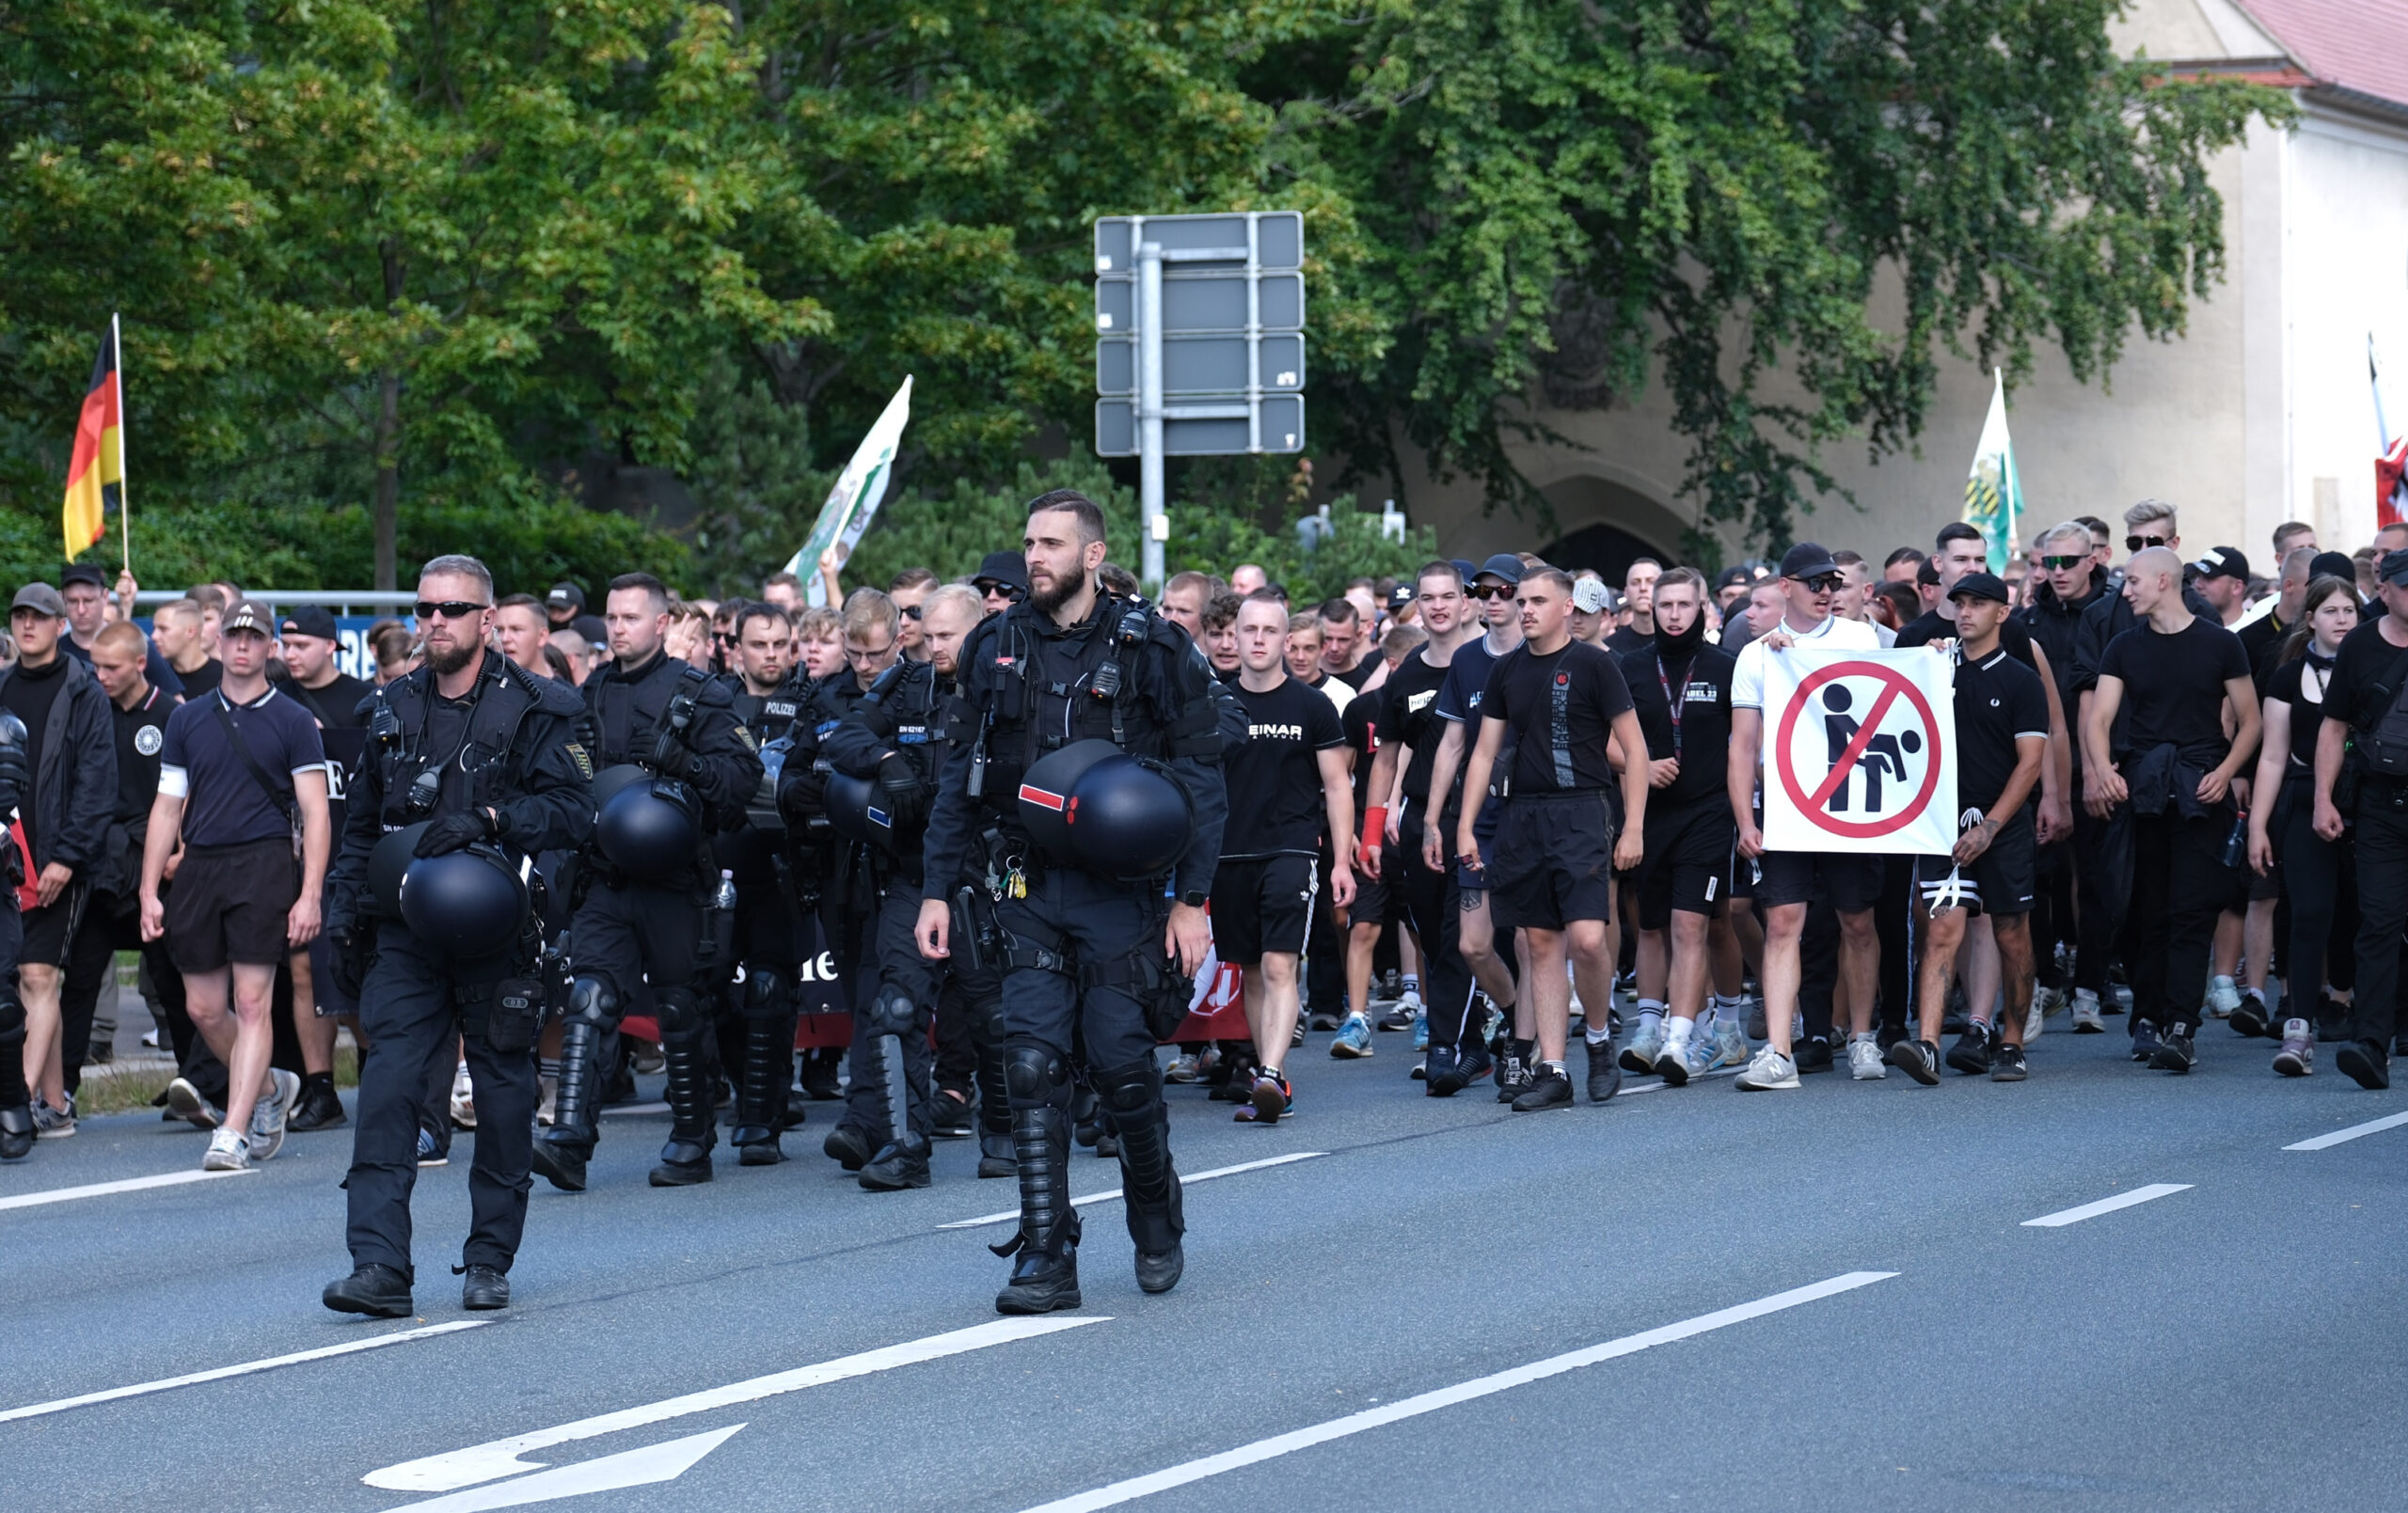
[1603,558,1659,655]
[2084,547,2258,1073]
[1617,567,1743,1084]
[1330,628,1420,1059]
[2313,549,2408,1088]
[1212,592,1355,1124]
[1458,567,1648,1110]
[1892,575,2050,1084]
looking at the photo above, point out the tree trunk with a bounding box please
[372,370,400,591]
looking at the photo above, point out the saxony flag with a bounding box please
[1963,368,2021,574]
[61,321,124,561]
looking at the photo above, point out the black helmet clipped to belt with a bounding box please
[368,821,434,918]
[822,769,895,849]
[1017,737,1194,881]
[399,843,531,958]
[594,762,701,873]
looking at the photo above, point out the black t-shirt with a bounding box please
[2237,611,2289,688]
[1380,651,1452,807]
[1480,639,1634,794]
[2,659,71,851]
[1341,685,1380,817]
[2097,615,2251,757]
[1619,641,1736,808]
[1219,675,1345,858]
[2318,617,2408,738]
[2262,651,2336,770]
[1894,607,2038,670]
[1331,654,1380,692]
[1952,647,2051,812]
[110,685,171,827]
[276,671,372,730]
[177,657,224,700]
[1604,625,1651,656]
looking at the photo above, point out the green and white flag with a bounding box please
[784,375,913,607]
[1963,368,2022,574]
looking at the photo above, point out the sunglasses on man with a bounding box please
[2040,555,2087,571]
[974,580,1022,599]
[1798,573,1844,593]
[415,600,489,621]
[1466,583,1513,601]
[2124,534,2169,552]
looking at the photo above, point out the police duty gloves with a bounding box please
[879,752,919,796]
[651,731,701,781]
[415,809,498,857]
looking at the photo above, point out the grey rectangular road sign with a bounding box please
[1095,212,1302,273]
[1092,271,1303,338]
[1096,396,1304,457]
[1096,333,1304,398]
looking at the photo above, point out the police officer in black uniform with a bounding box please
[533,572,761,1192]
[917,490,1228,1315]
[718,601,810,1165]
[321,555,593,1316]
[824,584,989,1190]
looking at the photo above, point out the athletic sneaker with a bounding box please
[31,1097,74,1139]
[2023,999,2045,1042]
[2273,1020,2314,1078]
[1291,1015,1309,1047]
[2228,991,2272,1039]
[249,1069,300,1162]
[2070,989,2106,1033]
[1164,1051,1201,1083]
[1889,1037,1940,1085]
[1656,1037,1691,1088]
[1410,1056,1427,1081]
[1377,997,1417,1032]
[1514,1064,1576,1111]
[165,1077,224,1130]
[2151,1029,2196,1073]
[1495,1051,1531,1104]
[449,1062,477,1129]
[1410,1001,1430,1052]
[1235,1071,1293,1125]
[1847,1038,1887,1080]
[2031,983,2067,1019]
[1945,1025,1995,1078]
[1746,998,1768,1041]
[2205,976,2242,1020]
[1735,1048,1800,1091]
[417,1127,450,1166]
[1699,1020,1751,1074]
[537,1074,558,1125]
[1307,1008,1343,1032]
[1990,1043,2028,1081]
[2131,1020,2162,1063]
[1330,1014,1374,1059]
[202,1128,251,1171]
[1793,1037,1834,1075]
[1619,1019,1665,1076]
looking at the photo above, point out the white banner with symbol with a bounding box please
[1760,646,1957,856]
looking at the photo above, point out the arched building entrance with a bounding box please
[1536,474,1687,580]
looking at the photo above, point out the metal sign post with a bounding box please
[1096,212,1306,591]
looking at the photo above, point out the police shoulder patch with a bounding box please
[564,742,594,780]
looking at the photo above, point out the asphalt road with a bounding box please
[6,1015,2407,1513]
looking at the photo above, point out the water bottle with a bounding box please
[712,868,739,914]
[2221,810,2247,869]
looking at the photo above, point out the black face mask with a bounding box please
[1653,614,1705,658]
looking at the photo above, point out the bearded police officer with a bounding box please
[320,556,593,1316]
[717,601,810,1166]
[822,584,986,1190]
[533,572,762,1192]
[917,490,1228,1315]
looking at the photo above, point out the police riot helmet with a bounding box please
[368,822,434,917]
[595,775,701,873]
[1017,738,1193,881]
[399,844,529,958]
[821,770,895,848]
[592,762,651,811]
[0,709,25,750]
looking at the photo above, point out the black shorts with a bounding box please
[166,837,298,973]
[20,888,87,968]
[1348,864,1389,928]
[1210,854,1318,967]
[1490,791,1616,932]
[1911,811,2036,918]
[1636,797,1738,930]
[1755,848,1882,913]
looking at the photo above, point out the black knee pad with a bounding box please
[565,976,616,1029]
[1092,1056,1161,1117]
[740,967,790,1021]
[966,991,1008,1048]
[867,985,919,1039]
[656,985,707,1041]
[1002,1038,1072,1109]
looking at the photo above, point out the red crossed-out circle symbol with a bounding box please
[1772,659,1942,839]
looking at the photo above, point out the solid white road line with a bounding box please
[0,1321,489,1425]
[2021,1183,2193,1228]
[366,1316,1107,1492]
[1011,1271,1897,1513]
[0,1167,257,1213]
[938,1152,1327,1230]
[1616,1064,1745,1097]
[2285,1111,2408,1151]
[377,1425,745,1513]
[596,1102,669,1118]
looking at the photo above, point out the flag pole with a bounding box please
[112,313,130,578]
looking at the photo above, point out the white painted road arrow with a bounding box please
[377,1425,744,1512]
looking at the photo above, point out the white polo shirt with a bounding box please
[1730,613,1882,712]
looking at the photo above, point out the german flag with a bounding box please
[61,322,122,561]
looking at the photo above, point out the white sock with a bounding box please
[1666,1017,1695,1048]
[1636,999,1665,1032]
[1584,1022,1612,1047]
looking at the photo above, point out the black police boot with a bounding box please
[323,1263,414,1318]
[731,1017,791,1167]
[860,1132,933,1191]
[823,1123,874,1171]
[531,1020,599,1192]
[0,1100,33,1161]
[456,1263,511,1311]
[802,1046,845,1100]
[1097,1060,1184,1296]
[993,1103,1081,1315]
[649,1035,717,1187]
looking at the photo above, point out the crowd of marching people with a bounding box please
[6,492,2406,1309]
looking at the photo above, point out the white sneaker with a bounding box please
[450,1062,477,1129]
[1701,1021,1751,1073]
[537,1074,558,1127]
[166,1076,223,1130]
[202,1128,251,1171]
[1164,1051,1203,1084]
[1736,1047,1801,1091]
[2024,999,2046,1041]
[1847,1038,1887,1080]
[2206,976,2242,1020]
[2032,984,2067,1018]
[248,1069,300,1162]
[1619,1020,1665,1075]
[2070,989,2106,1033]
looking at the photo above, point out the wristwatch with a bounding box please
[1179,890,1210,909]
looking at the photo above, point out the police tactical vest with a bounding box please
[587,654,713,769]
[368,658,566,833]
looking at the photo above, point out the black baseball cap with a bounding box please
[1712,564,1754,594]
[1947,571,2011,606]
[280,605,339,640]
[2310,550,2358,584]
[1779,542,1841,581]
[1387,583,1416,613]
[2190,546,2249,582]
[546,582,585,612]
[1475,553,1524,585]
[2380,549,2408,589]
[59,564,105,590]
[972,551,1028,595]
